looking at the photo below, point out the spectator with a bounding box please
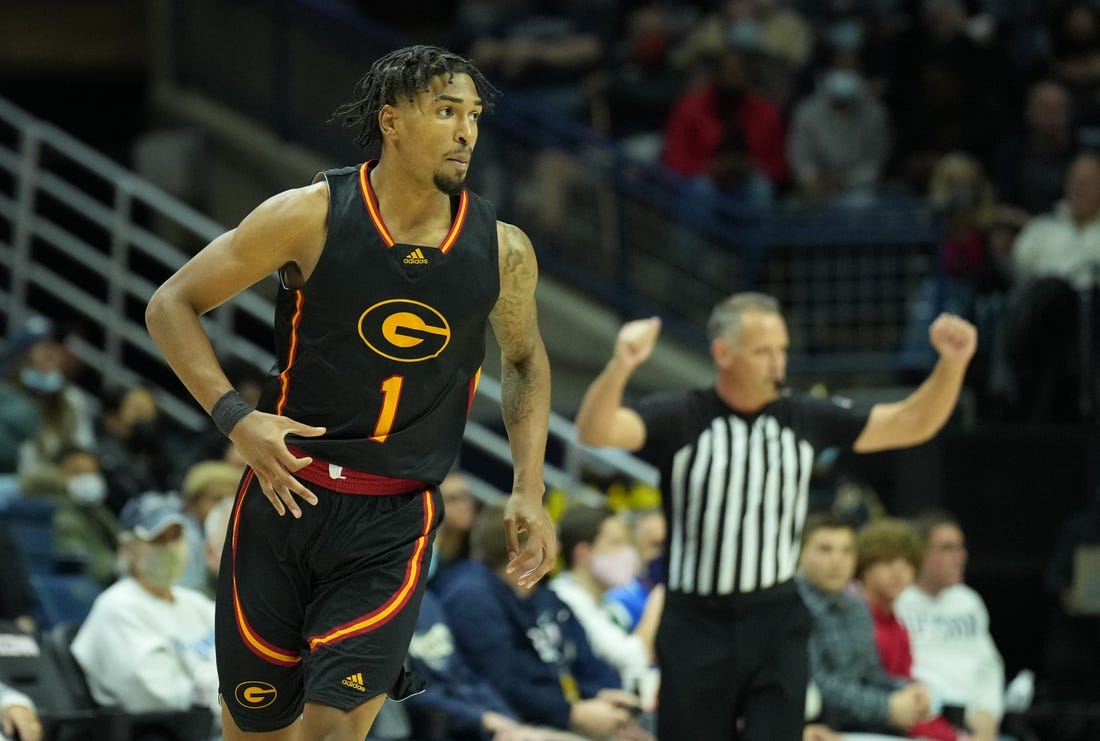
[1,316,95,473]
[95,385,178,514]
[0,678,41,741]
[1004,150,1100,421]
[787,47,891,205]
[438,501,650,741]
[662,46,787,206]
[454,0,614,122]
[1011,150,1100,288]
[71,492,218,726]
[200,494,232,600]
[903,150,1015,380]
[857,517,959,741]
[588,5,686,163]
[605,508,666,631]
[430,470,481,589]
[452,1,617,237]
[796,513,934,736]
[53,446,120,587]
[894,511,1007,741]
[405,589,582,741]
[177,459,243,591]
[1046,1,1100,139]
[995,79,1078,216]
[675,0,814,74]
[549,505,663,689]
[889,0,1006,189]
[927,151,1010,295]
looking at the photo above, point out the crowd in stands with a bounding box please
[0,304,1095,739]
[7,2,1100,738]
[402,0,1100,426]
[0,314,245,739]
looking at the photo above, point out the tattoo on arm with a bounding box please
[501,357,539,427]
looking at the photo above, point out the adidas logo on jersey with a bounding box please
[403,248,429,265]
[342,672,366,692]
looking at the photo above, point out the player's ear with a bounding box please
[378,104,398,138]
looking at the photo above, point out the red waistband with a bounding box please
[287,446,427,495]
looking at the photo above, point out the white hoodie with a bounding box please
[894,583,1005,719]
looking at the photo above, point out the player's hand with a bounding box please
[229,411,326,517]
[928,313,977,368]
[613,317,661,370]
[503,492,558,588]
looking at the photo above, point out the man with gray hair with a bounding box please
[575,292,977,741]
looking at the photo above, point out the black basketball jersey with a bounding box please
[257,161,500,484]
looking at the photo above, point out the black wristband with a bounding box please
[210,389,254,437]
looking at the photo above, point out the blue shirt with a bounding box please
[437,560,620,730]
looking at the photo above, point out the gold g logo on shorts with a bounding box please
[235,681,278,709]
[358,299,451,362]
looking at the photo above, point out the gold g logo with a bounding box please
[235,681,277,709]
[359,299,451,362]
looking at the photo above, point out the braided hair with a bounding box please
[332,45,499,149]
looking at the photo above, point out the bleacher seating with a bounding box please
[28,573,101,629]
[40,622,216,741]
[1,496,58,573]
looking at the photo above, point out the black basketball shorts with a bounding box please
[216,468,441,732]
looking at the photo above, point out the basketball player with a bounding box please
[146,45,557,741]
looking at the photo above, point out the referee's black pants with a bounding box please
[656,582,811,741]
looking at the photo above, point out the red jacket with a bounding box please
[870,603,960,741]
[661,86,787,184]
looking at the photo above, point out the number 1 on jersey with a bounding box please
[370,375,404,443]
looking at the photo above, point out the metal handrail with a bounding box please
[0,93,653,500]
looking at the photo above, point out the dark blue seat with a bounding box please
[0,497,58,573]
[27,572,102,629]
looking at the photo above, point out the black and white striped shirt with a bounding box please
[634,388,868,596]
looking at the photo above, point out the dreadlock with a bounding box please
[331,45,499,150]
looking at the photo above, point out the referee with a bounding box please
[575,292,977,741]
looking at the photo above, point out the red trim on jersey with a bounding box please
[275,291,305,416]
[439,190,468,254]
[358,160,469,253]
[230,469,302,666]
[358,161,395,247]
[307,489,434,650]
[466,366,482,415]
[286,445,426,495]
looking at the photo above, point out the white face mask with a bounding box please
[135,537,190,591]
[68,473,107,505]
[590,546,640,589]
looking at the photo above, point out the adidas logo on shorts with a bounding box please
[342,672,366,692]
[403,248,429,265]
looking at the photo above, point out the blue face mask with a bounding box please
[826,20,864,51]
[20,367,64,394]
[823,70,863,104]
